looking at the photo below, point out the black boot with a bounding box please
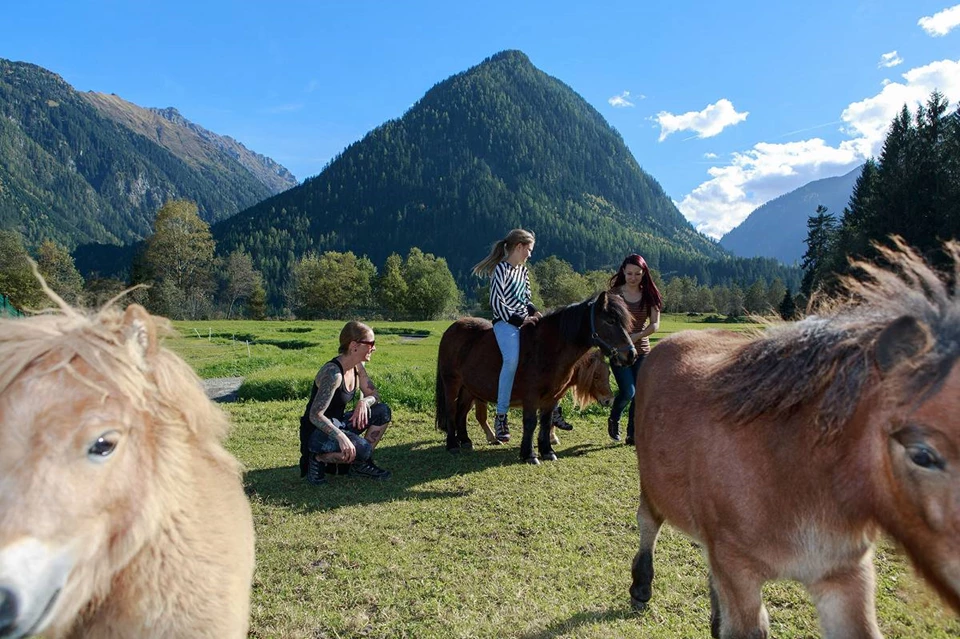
[305,455,327,486]
[607,416,621,442]
[350,458,392,480]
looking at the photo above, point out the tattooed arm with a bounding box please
[350,363,380,430]
[308,362,357,462]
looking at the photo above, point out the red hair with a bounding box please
[608,254,663,310]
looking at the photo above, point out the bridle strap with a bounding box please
[588,296,634,359]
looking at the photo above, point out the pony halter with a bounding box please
[588,297,634,361]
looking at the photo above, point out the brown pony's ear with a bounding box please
[122,304,158,359]
[875,315,932,375]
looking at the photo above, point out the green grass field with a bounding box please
[166,314,960,638]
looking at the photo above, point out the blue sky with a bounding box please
[4,1,960,238]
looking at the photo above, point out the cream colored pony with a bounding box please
[0,288,254,639]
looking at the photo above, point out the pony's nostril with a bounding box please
[0,586,20,634]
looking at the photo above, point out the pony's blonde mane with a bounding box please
[0,282,235,470]
[570,349,608,408]
[711,237,960,437]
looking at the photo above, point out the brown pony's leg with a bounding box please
[520,406,539,464]
[807,553,882,639]
[629,493,663,607]
[454,393,474,451]
[537,406,557,461]
[474,402,500,445]
[442,376,463,453]
[706,553,770,639]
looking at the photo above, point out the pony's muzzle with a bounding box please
[598,396,614,407]
[613,348,638,367]
[0,538,71,639]
[0,586,19,637]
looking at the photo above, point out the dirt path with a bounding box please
[201,377,244,403]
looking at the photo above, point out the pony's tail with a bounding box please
[434,359,447,433]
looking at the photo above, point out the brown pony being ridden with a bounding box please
[629,238,960,639]
[0,291,254,639]
[473,348,614,445]
[436,291,635,464]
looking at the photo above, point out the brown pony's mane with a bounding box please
[711,237,960,437]
[555,292,632,344]
[0,280,235,469]
[570,350,608,408]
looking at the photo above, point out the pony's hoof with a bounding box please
[460,441,474,451]
[447,447,461,455]
[525,457,541,465]
[541,452,557,461]
[630,596,649,610]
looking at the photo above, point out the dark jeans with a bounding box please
[301,403,392,473]
[610,353,646,438]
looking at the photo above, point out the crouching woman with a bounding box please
[299,321,392,485]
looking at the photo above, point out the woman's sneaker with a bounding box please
[494,414,510,442]
[350,459,392,480]
[305,455,327,486]
[551,405,573,431]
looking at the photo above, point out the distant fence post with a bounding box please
[0,294,23,318]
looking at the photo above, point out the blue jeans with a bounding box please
[493,320,520,415]
[611,353,646,438]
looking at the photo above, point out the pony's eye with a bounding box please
[87,431,120,461]
[907,445,944,470]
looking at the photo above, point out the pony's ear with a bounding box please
[122,304,158,359]
[874,315,931,375]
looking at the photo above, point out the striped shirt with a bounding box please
[490,261,535,326]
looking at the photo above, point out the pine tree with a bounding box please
[778,287,798,321]
[801,205,838,297]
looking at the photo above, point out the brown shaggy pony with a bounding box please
[473,348,614,445]
[0,291,254,638]
[629,238,960,638]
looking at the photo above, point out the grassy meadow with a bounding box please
[165,314,960,639]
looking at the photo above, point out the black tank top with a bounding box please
[300,358,357,426]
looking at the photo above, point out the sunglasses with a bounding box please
[356,339,376,347]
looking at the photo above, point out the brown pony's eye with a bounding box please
[907,445,944,470]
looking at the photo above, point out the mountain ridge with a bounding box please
[719,165,863,264]
[213,49,795,304]
[0,58,295,249]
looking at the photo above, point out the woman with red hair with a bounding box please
[607,254,662,444]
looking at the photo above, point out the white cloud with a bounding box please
[878,51,903,68]
[919,4,960,36]
[676,58,960,239]
[655,99,748,142]
[703,152,718,159]
[608,91,640,108]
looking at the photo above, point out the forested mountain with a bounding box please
[719,166,862,265]
[0,58,295,249]
[83,94,297,194]
[214,50,796,304]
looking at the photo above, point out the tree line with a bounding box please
[801,91,960,303]
[1,197,798,321]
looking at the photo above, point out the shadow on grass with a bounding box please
[515,607,643,639]
[244,436,549,512]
